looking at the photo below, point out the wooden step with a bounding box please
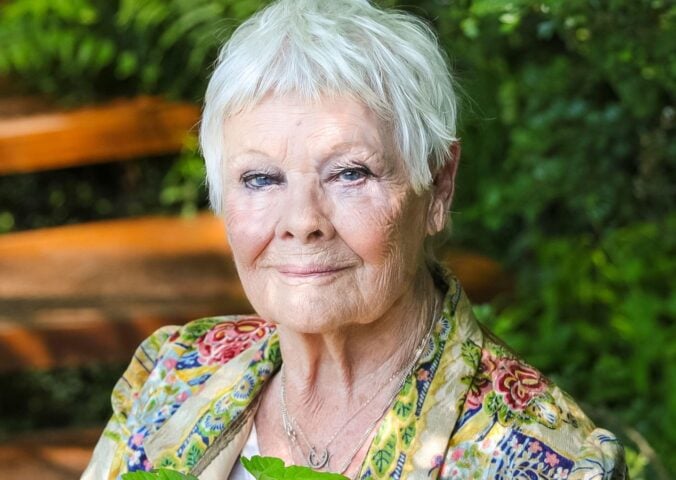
[441,248,512,305]
[0,96,200,174]
[0,213,250,371]
[0,427,102,480]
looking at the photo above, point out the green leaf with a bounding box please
[185,442,202,468]
[121,469,198,480]
[461,340,481,368]
[393,400,413,419]
[240,456,348,480]
[372,448,394,476]
[240,455,285,479]
[157,469,199,480]
[122,472,157,480]
[401,423,416,447]
[283,465,349,480]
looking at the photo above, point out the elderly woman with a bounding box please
[83,1,626,479]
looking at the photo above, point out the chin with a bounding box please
[259,290,359,334]
[277,317,343,335]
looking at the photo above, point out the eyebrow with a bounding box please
[228,141,383,173]
[230,149,271,162]
[325,141,377,156]
[321,143,383,167]
[227,142,382,167]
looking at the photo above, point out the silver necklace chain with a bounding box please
[282,359,408,463]
[281,363,403,471]
[279,302,439,477]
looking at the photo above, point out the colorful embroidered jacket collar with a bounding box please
[83,277,625,480]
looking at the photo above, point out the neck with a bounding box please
[277,267,442,413]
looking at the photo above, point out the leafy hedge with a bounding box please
[0,0,259,103]
[420,1,675,477]
[0,0,673,477]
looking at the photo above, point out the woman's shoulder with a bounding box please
[156,314,277,365]
[111,315,276,407]
[85,315,276,478]
[449,330,626,478]
[110,314,276,414]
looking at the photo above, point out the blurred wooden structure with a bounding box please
[0,96,200,174]
[0,96,253,371]
[0,214,251,370]
[0,428,101,480]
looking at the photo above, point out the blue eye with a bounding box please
[242,173,280,189]
[336,167,371,183]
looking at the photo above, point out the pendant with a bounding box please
[308,447,329,469]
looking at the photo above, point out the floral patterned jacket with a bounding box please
[82,277,627,480]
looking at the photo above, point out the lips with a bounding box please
[276,265,349,277]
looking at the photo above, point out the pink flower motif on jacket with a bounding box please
[464,349,548,413]
[528,441,542,454]
[451,448,464,461]
[494,359,547,410]
[195,318,269,365]
[545,451,560,468]
[162,358,177,370]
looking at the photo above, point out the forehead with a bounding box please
[222,93,390,161]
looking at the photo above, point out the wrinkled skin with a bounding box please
[223,94,432,334]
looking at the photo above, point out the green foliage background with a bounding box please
[0,0,673,477]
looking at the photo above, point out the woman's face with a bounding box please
[221,94,438,333]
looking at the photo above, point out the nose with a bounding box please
[275,176,335,243]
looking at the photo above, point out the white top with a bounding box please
[228,423,260,480]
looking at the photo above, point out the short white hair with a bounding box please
[200,0,458,215]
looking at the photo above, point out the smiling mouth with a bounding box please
[276,265,349,277]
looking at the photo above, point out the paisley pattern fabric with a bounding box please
[82,277,627,480]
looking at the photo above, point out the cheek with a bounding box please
[335,203,395,264]
[223,190,277,269]
[330,185,427,268]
